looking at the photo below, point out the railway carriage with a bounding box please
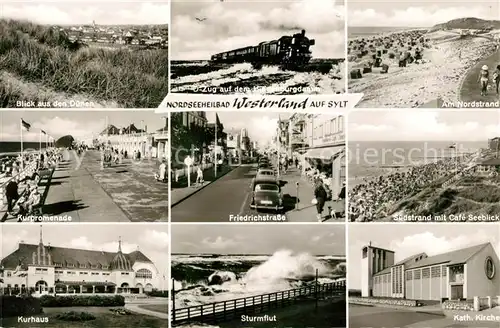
[210,30,315,69]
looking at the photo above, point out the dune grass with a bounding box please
[0,19,169,108]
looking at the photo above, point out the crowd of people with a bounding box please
[348,155,474,222]
[1,149,62,218]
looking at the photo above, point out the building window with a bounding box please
[485,257,495,279]
[449,265,464,283]
[91,272,99,276]
[121,272,130,276]
[431,266,441,278]
[136,268,153,279]
[441,265,447,277]
[338,116,344,132]
[80,272,88,275]
[406,271,412,281]
[414,269,421,280]
[7,272,11,277]
[422,268,430,279]
[35,268,48,274]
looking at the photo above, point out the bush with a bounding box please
[145,290,169,298]
[55,311,96,321]
[40,295,125,307]
[0,295,42,318]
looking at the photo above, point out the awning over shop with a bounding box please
[304,146,344,160]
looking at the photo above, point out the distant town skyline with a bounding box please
[0,111,166,142]
[0,1,169,25]
[172,224,345,256]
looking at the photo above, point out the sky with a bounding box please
[349,110,500,141]
[0,110,167,142]
[0,1,169,25]
[171,224,345,256]
[348,224,500,290]
[205,111,284,146]
[348,0,499,27]
[171,0,345,60]
[0,224,170,284]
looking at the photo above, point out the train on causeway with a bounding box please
[210,30,327,72]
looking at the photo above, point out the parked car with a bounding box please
[250,180,283,213]
[255,169,276,181]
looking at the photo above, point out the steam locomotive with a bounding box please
[210,30,315,69]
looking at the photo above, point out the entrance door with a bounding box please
[450,285,464,299]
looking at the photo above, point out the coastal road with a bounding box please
[460,48,500,105]
[349,304,499,328]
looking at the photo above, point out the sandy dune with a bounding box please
[348,29,499,108]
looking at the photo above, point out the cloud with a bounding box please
[172,0,345,60]
[388,231,497,262]
[349,5,497,27]
[201,236,239,250]
[312,235,322,242]
[2,116,106,142]
[349,112,499,141]
[3,2,169,25]
[138,230,169,250]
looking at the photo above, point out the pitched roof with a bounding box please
[0,243,153,271]
[372,243,489,276]
[374,252,427,276]
[406,243,489,269]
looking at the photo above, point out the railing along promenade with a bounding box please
[0,161,38,210]
[172,280,346,325]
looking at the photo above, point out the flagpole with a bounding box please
[215,113,218,177]
[39,129,42,155]
[45,133,48,150]
[20,119,24,170]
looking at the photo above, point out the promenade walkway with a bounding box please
[42,149,130,222]
[280,168,345,222]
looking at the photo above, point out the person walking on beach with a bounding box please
[313,178,327,222]
[493,65,500,96]
[478,65,490,96]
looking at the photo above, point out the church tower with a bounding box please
[361,242,395,297]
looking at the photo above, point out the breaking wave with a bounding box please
[170,61,345,94]
[172,250,346,308]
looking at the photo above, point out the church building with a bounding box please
[0,228,161,297]
[361,242,499,301]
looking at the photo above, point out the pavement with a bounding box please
[171,164,344,222]
[171,163,235,206]
[5,149,167,222]
[350,304,500,328]
[460,48,500,105]
[124,298,169,319]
